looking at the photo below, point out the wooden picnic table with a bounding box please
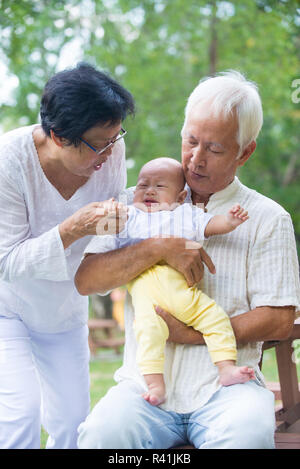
[87,318,124,356]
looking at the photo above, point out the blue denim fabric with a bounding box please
[78,379,275,449]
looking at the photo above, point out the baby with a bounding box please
[84,157,255,406]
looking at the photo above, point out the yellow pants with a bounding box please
[127,264,237,375]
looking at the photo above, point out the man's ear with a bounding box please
[50,129,66,148]
[177,189,188,205]
[237,141,256,167]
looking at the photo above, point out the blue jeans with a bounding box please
[77,379,275,449]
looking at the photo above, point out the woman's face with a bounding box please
[59,121,123,178]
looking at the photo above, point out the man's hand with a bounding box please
[157,238,215,287]
[155,306,204,345]
[75,237,215,296]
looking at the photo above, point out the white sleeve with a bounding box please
[0,170,70,282]
[247,213,300,316]
[194,207,214,242]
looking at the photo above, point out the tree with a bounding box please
[0,0,299,249]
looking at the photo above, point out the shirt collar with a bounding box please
[185,176,241,209]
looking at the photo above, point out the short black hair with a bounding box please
[40,62,135,146]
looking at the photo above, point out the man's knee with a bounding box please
[77,407,145,449]
[227,409,275,448]
[224,388,276,449]
[200,383,276,449]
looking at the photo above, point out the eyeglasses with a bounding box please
[79,128,127,156]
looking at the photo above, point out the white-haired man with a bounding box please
[75,71,300,449]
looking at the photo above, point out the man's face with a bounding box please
[181,105,243,203]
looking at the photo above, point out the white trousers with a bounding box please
[0,317,90,449]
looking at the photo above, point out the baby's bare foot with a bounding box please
[143,373,166,406]
[219,365,255,386]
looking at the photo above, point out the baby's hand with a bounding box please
[96,198,128,235]
[226,204,249,228]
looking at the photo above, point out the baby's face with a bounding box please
[133,165,185,212]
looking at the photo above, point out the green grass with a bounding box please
[262,345,300,382]
[89,357,123,408]
[40,345,300,448]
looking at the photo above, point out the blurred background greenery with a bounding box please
[1,1,299,448]
[0,0,299,250]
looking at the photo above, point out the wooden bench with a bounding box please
[88,318,124,356]
[262,321,300,438]
[176,433,300,449]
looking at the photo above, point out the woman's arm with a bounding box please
[75,238,216,295]
[0,170,70,282]
[0,167,125,282]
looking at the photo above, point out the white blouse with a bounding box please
[112,178,300,413]
[0,125,126,333]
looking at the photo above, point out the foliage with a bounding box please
[0,0,299,249]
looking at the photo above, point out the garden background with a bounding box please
[0,0,299,249]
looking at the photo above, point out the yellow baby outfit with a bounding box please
[128,263,237,375]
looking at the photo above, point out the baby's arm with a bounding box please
[204,204,249,237]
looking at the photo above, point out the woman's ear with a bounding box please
[177,189,188,205]
[50,129,66,148]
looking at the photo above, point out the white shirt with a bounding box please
[89,177,300,413]
[85,203,213,253]
[0,125,127,333]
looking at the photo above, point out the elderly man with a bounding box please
[75,71,300,449]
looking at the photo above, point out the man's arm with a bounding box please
[75,237,216,295]
[156,305,296,345]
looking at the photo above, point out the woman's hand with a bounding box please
[59,198,128,249]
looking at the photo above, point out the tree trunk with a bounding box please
[209,0,218,75]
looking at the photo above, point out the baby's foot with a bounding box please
[142,390,165,406]
[219,365,255,386]
[142,381,166,406]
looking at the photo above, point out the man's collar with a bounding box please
[185,176,241,208]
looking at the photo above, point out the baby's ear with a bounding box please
[177,189,187,205]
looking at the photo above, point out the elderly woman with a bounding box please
[0,63,134,449]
